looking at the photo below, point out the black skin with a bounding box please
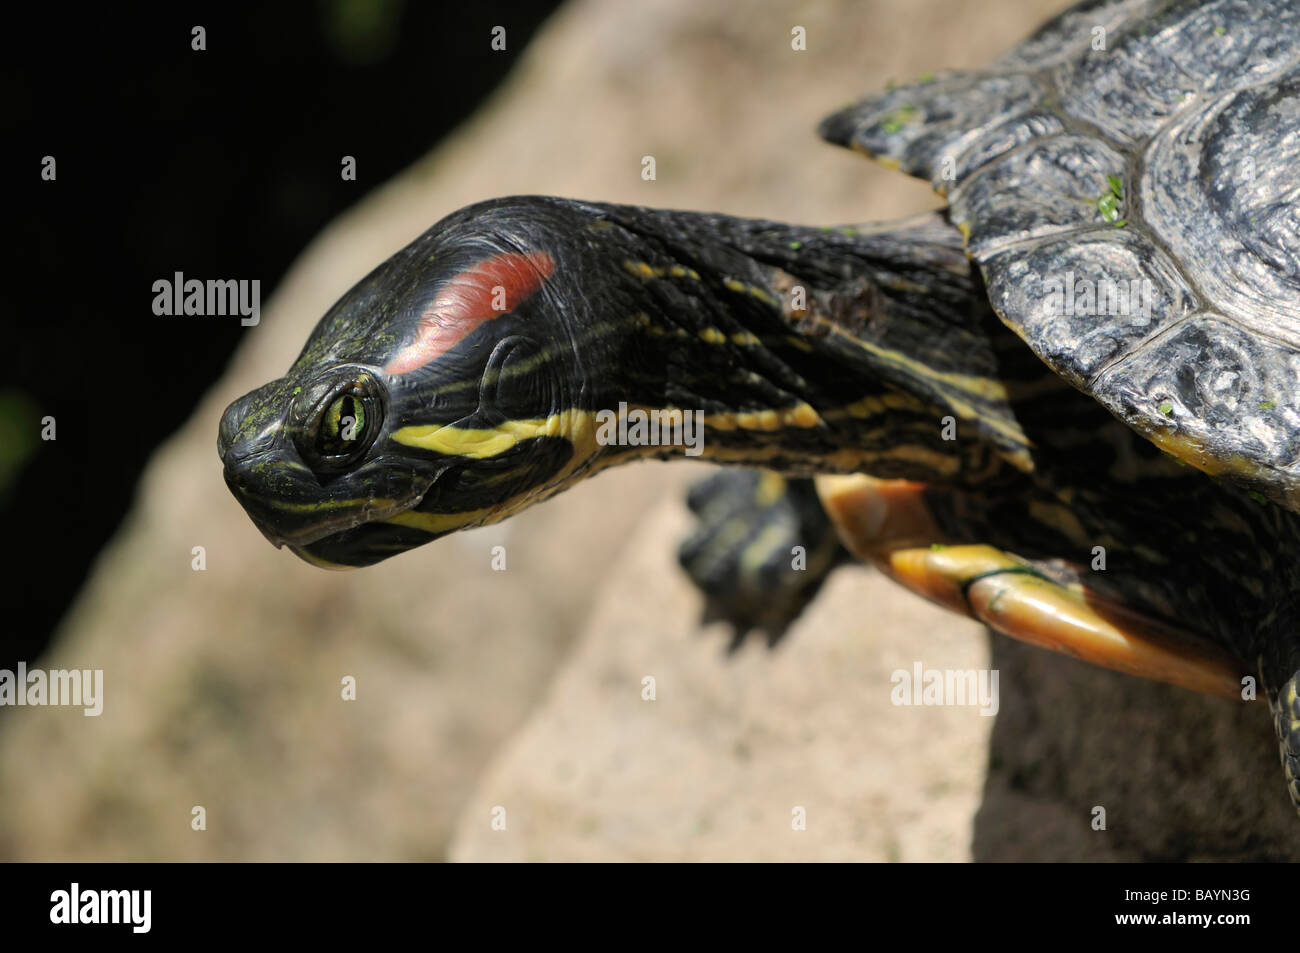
[219,196,1300,810]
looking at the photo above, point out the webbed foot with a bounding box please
[678,470,847,647]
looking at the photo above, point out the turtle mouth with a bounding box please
[221,448,450,550]
[287,520,440,569]
[253,497,414,549]
[270,462,471,565]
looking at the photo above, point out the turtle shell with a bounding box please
[821,0,1300,510]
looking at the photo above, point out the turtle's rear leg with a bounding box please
[816,474,1248,698]
[678,469,847,647]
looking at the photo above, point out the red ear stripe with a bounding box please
[384,250,556,375]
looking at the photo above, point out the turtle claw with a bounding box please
[678,469,846,645]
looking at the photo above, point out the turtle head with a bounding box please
[219,197,629,568]
[220,196,966,567]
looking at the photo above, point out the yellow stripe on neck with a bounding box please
[393,411,592,459]
[394,401,828,461]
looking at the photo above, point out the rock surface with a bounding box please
[449,497,991,862]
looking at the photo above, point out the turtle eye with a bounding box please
[296,371,384,472]
[318,393,366,457]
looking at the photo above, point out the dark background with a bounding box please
[2,2,561,672]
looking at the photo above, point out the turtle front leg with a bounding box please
[678,469,847,646]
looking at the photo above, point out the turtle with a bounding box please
[218,0,1300,815]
